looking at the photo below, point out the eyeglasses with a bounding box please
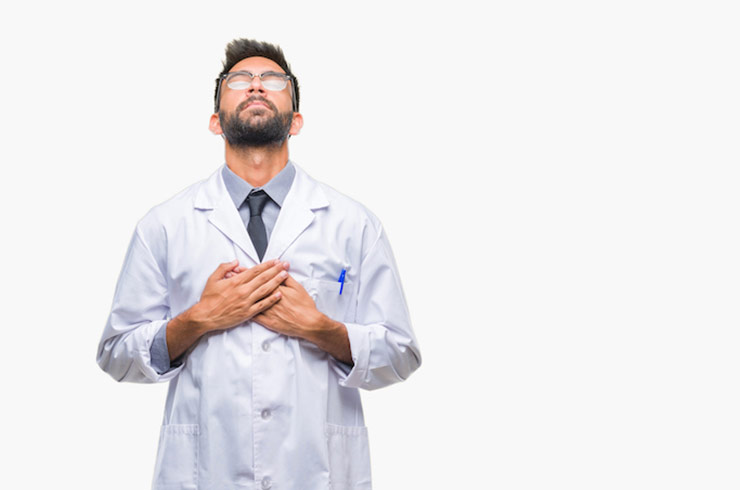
[215,70,296,112]
[221,70,292,91]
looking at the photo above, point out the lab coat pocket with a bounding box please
[325,423,372,490]
[152,424,199,490]
[306,278,353,322]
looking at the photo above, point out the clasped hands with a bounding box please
[193,258,321,338]
[176,259,352,365]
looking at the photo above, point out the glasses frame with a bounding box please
[214,70,297,113]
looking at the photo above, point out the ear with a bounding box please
[289,112,304,136]
[209,113,223,135]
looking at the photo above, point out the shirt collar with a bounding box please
[222,161,296,209]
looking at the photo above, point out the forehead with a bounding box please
[230,56,285,74]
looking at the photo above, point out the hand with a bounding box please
[254,274,323,338]
[166,259,289,361]
[189,259,289,333]
[255,275,353,365]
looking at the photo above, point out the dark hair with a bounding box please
[214,39,300,113]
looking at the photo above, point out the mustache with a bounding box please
[237,96,278,113]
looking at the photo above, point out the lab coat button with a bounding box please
[261,476,272,489]
[261,409,271,420]
[262,340,271,352]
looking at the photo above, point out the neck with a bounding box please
[224,141,290,187]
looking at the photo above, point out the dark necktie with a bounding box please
[246,189,270,261]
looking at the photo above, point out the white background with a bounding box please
[1,1,739,488]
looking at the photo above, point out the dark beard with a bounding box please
[220,98,293,148]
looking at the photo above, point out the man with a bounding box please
[97,39,421,490]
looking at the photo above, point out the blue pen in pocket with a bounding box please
[337,268,346,295]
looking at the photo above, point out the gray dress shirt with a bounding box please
[149,161,297,373]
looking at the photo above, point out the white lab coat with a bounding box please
[97,163,421,490]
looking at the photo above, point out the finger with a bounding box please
[224,264,248,279]
[231,259,284,285]
[237,261,289,289]
[253,312,270,329]
[249,270,288,302]
[282,273,303,289]
[207,260,239,284]
[214,260,238,276]
[248,290,282,318]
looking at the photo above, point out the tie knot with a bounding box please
[246,189,270,217]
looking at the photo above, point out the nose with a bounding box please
[247,76,266,94]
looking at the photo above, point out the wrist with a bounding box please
[304,312,334,343]
[165,306,209,362]
[176,304,210,337]
[306,313,352,365]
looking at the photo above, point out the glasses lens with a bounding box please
[261,74,288,91]
[225,73,253,90]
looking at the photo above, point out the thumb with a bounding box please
[209,260,238,282]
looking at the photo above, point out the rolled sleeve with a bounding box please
[336,226,421,390]
[97,227,184,383]
[149,322,172,375]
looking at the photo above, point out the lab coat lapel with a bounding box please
[194,167,261,263]
[264,164,329,261]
